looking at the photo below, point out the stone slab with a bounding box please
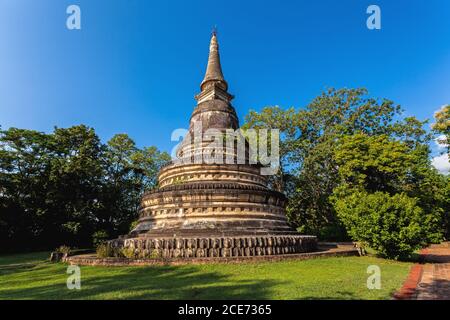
[65,243,358,266]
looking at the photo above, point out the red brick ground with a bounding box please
[395,242,450,300]
[394,264,423,300]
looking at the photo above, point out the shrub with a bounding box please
[96,243,112,258]
[334,191,442,260]
[149,249,161,259]
[96,243,125,258]
[121,247,136,259]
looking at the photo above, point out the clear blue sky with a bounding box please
[0,0,449,155]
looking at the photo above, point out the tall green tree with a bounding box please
[432,105,450,156]
[0,128,52,250]
[244,88,434,240]
[48,125,105,247]
[431,105,450,238]
[0,126,169,252]
[99,134,170,238]
[243,106,300,192]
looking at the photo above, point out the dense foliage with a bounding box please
[432,105,450,156]
[244,88,448,257]
[432,104,450,238]
[331,134,444,259]
[334,192,432,259]
[0,125,170,253]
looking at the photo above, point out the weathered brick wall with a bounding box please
[109,235,317,259]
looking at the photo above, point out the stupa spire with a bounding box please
[200,30,228,92]
[196,30,233,104]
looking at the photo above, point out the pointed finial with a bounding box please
[195,30,233,103]
[200,29,227,91]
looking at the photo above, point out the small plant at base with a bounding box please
[121,247,136,259]
[96,243,112,258]
[96,243,125,258]
[149,249,161,259]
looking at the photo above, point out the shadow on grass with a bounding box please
[1,264,281,300]
[0,262,42,274]
[365,249,422,263]
[0,252,50,266]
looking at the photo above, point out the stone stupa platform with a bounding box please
[66,243,357,266]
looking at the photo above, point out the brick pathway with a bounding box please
[414,243,450,300]
[394,242,450,300]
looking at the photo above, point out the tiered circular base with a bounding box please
[108,163,318,259]
[109,235,317,259]
[133,183,294,237]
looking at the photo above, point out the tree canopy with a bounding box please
[0,125,170,252]
[432,105,450,155]
[244,88,448,254]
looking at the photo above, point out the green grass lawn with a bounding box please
[0,252,411,300]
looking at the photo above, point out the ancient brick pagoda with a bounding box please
[109,33,317,259]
